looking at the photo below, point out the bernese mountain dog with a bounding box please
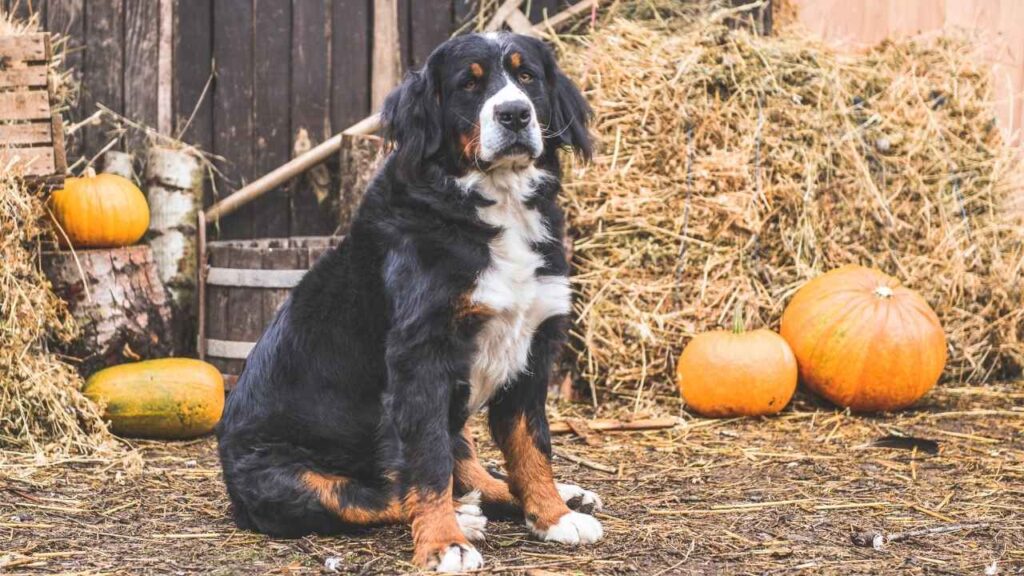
[216,31,598,572]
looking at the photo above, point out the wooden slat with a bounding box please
[173,0,213,152]
[46,0,85,159]
[0,146,56,176]
[0,122,52,145]
[225,246,263,374]
[262,246,300,330]
[0,91,51,121]
[205,338,256,360]
[331,0,372,132]
[409,0,452,69]
[252,0,292,238]
[206,267,307,288]
[0,67,48,89]
[0,35,47,62]
[123,0,159,151]
[212,0,255,239]
[290,0,334,236]
[81,0,124,154]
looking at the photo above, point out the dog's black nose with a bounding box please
[495,101,531,132]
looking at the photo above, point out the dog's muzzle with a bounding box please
[479,79,543,163]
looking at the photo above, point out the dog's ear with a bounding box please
[381,59,443,180]
[546,57,592,161]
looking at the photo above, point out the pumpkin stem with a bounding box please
[732,299,746,334]
[874,285,895,299]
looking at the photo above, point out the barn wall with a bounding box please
[5,0,574,238]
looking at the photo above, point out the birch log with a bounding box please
[100,151,135,179]
[144,146,204,351]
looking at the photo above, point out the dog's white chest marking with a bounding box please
[458,168,571,413]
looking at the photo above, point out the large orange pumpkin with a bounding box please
[677,312,798,417]
[780,265,946,412]
[48,169,149,248]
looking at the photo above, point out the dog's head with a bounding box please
[382,32,591,179]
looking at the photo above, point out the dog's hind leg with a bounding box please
[454,424,519,516]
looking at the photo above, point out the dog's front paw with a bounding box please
[556,483,604,514]
[530,510,603,545]
[455,491,487,542]
[429,543,484,573]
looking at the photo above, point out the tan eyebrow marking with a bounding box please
[470,62,484,78]
[509,52,522,69]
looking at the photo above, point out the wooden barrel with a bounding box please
[200,236,342,389]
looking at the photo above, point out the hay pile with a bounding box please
[561,12,1024,405]
[1,10,110,454]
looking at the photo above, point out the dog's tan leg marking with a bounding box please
[454,424,518,508]
[300,471,404,525]
[405,480,483,571]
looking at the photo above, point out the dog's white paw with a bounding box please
[455,490,487,542]
[433,544,484,573]
[556,483,604,514]
[530,510,604,545]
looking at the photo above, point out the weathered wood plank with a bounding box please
[0,91,51,120]
[224,246,264,375]
[0,66,48,89]
[0,122,52,145]
[5,0,45,23]
[261,245,301,331]
[205,338,256,360]
[252,0,292,238]
[123,0,159,150]
[409,0,451,69]
[0,146,56,176]
[46,0,84,158]
[372,0,403,110]
[290,0,334,236]
[330,0,372,131]
[0,34,47,61]
[212,0,255,239]
[205,244,232,375]
[173,0,213,152]
[81,0,124,154]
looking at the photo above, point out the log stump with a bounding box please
[42,245,174,375]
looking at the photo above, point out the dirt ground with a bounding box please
[2,384,1022,575]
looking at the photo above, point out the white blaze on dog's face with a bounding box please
[477,71,544,165]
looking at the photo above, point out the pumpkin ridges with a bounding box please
[780,265,946,412]
[49,173,149,249]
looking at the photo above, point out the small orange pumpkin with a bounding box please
[677,306,798,417]
[48,168,149,248]
[780,265,946,412]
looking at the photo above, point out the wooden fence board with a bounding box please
[45,0,84,158]
[289,0,333,235]
[124,0,160,152]
[81,0,124,154]
[330,0,372,131]
[409,0,452,69]
[212,0,255,239]
[173,0,213,151]
[252,0,292,238]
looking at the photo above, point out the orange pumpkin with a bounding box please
[780,265,946,412]
[48,168,149,248]
[677,309,798,417]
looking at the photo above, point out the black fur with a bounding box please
[217,32,591,539]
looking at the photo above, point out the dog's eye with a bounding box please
[463,79,478,91]
[518,71,534,84]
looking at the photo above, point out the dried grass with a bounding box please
[560,12,1024,407]
[1,11,111,454]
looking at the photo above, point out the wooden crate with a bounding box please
[0,33,66,187]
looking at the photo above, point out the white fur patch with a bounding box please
[455,490,487,542]
[433,544,484,573]
[478,73,543,162]
[529,510,604,545]
[459,168,571,414]
[556,483,604,513]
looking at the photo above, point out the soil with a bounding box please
[2,384,1022,575]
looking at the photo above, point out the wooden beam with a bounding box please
[371,0,402,111]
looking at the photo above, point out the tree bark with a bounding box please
[42,245,174,376]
